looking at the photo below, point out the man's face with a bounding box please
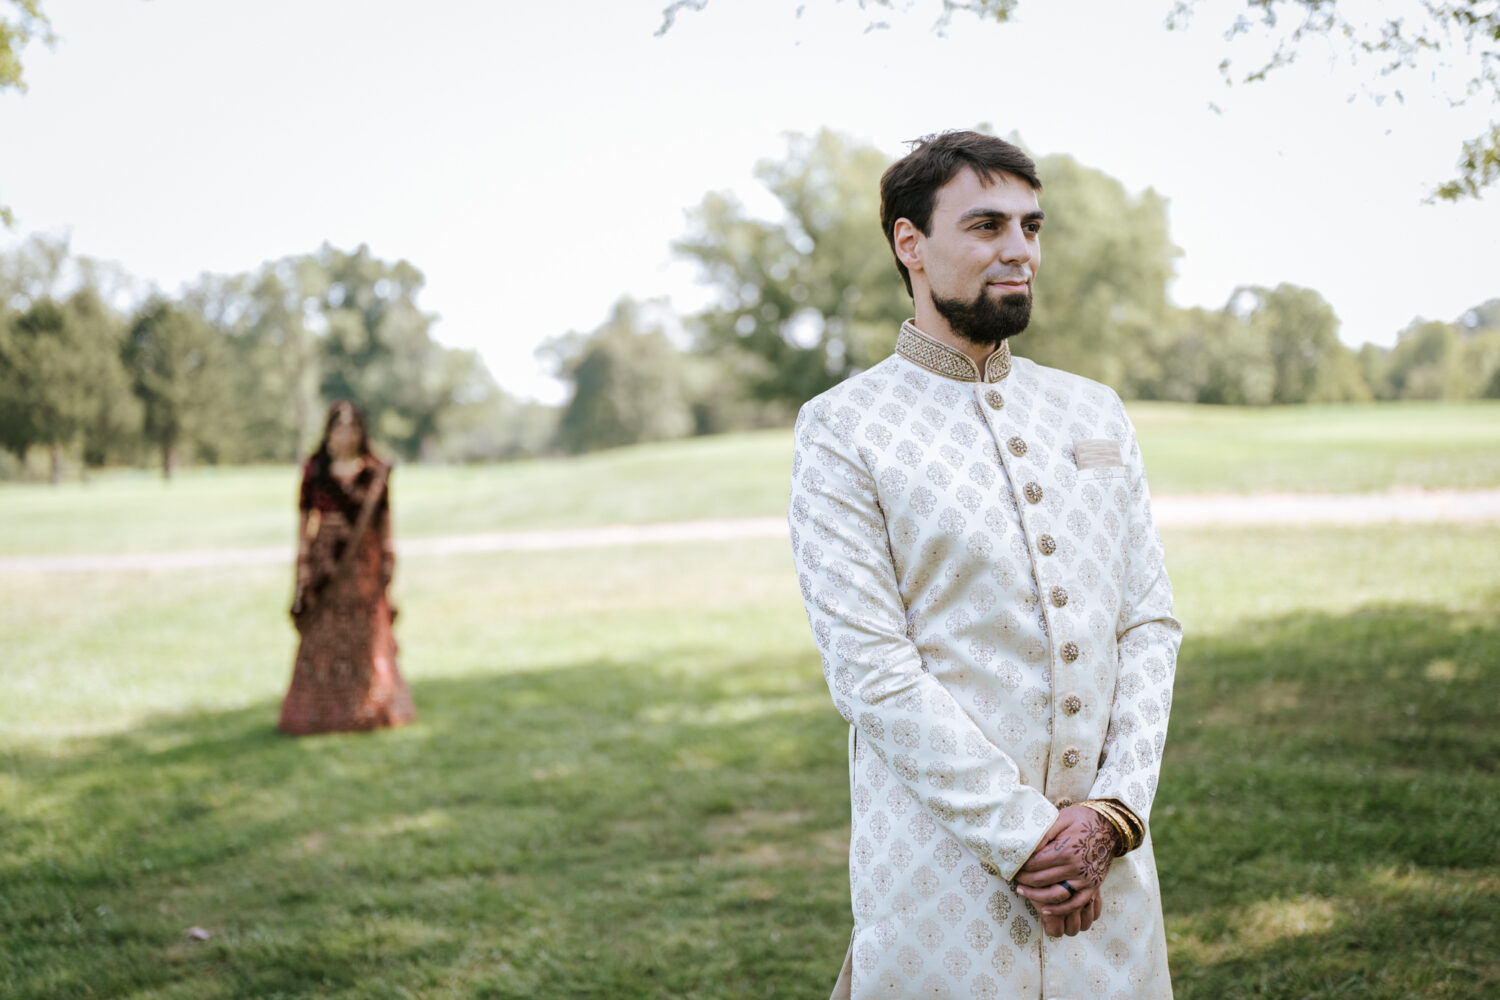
[913,167,1042,347]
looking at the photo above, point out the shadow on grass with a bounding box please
[0,650,851,1000]
[1160,599,1500,999]
[2,601,1497,998]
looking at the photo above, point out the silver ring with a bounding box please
[1060,880,1076,897]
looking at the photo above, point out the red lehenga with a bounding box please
[279,456,416,735]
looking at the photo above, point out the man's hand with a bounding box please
[1036,886,1103,938]
[1014,805,1120,937]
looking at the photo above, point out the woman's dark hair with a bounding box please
[309,399,373,467]
[879,131,1042,297]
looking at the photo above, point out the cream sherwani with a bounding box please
[789,322,1181,999]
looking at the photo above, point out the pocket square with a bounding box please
[1074,438,1123,470]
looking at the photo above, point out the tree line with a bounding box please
[0,238,551,481]
[4,129,1497,477]
[548,129,1500,452]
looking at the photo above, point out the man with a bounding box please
[788,130,1180,999]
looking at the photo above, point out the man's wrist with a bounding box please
[1078,799,1143,856]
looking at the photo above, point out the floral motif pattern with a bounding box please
[792,338,1179,998]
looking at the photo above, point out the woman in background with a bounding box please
[280,400,415,734]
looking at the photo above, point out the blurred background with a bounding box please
[2,0,1499,473]
[1,2,1497,998]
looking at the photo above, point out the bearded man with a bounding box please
[788,130,1181,999]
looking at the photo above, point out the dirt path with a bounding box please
[4,488,1499,574]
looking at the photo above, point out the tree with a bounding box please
[1391,320,1469,399]
[1355,297,1500,401]
[0,300,78,479]
[658,1,1500,199]
[1460,297,1500,334]
[0,1,50,94]
[1168,305,1277,406]
[182,245,510,464]
[1235,283,1370,403]
[1017,153,1179,393]
[1142,285,1371,406]
[1170,0,1500,200]
[677,132,1184,407]
[1,0,53,226]
[1465,328,1500,398]
[122,299,224,478]
[422,352,558,462]
[545,297,694,454]
[309,244,464,461]
[1456,299,1500,397]
[0,231,69,302]
[1357,341,1395,400]
[67,288,142,466]
[0,290,136,480]
[656,0,1015,35]
[180,260,322,462]
[676,129,911,411]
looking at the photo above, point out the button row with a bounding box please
[977,395,1087,785]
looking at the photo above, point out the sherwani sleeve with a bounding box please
[789,402,1059,880]
[1088,400,1181,830]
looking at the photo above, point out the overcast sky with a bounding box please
[3,0,1496,401]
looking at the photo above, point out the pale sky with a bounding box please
[3,0,1497,402]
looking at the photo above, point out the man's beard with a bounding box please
[932,286,1032,348]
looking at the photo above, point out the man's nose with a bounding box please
[997,223,1031,265]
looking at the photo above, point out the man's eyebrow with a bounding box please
[957,208,1046,223]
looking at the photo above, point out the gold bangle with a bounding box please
[1078,801,1128,855]
[1106,799,1145,853]
[1081,799,1143,855]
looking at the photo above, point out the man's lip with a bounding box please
[989,280,1028,290]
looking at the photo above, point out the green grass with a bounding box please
[2,521,1497,998]
[2,407,1498,997]
[0,431,797,557]
[3,402,1499,557]
[1130,400,1500,494]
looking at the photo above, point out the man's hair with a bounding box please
[880,131,1042,297]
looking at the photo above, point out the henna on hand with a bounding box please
[1076,813,1118,887]
[1040,834,1072,857]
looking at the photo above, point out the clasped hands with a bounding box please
[1013,805,1119,938]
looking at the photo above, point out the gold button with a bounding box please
[1060,641,1080,662]
[1061,748,1081,768]
[1062,695,1082,716]
[1024,482,1043,504]
[1008,436,1027,457]
[1050,586,1068,607]
[984,389,1004,410]
[1056,798,1073,808]
[1038,534,1056,555]
[980,859,1001,876]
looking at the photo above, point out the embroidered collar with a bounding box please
[896,320,1012,383]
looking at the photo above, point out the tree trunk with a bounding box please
[161,442,177,481]
[49,444,62,485]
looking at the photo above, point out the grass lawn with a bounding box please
[1128,400,1500,494]
[2,401,1499,557]
[2,518,1497,998]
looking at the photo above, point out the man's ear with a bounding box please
[893,218,923,274]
